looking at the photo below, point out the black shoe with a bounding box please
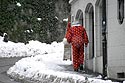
[74,69,78,72]
[80,64,83,70]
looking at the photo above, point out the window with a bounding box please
[117,0,124,24]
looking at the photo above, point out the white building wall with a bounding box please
[107,0,125,80]
[70,0,125,80]
[71,0,95,23]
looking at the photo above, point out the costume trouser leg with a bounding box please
[72,45,84,70]
[79,45,84,65]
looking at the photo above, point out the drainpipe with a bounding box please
[102,0,107,78]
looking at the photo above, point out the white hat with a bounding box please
[72,20,81,26]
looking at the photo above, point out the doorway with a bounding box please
[85,3,94,59]
[75,9,83,26]
[95,0,107,76]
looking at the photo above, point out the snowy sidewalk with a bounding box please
[7,55,99,83]
[7,55,117,83]
[6,53,116,83]
[0,36,120,83]
[9,65,98,83]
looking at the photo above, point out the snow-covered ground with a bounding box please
[0,36,121,83]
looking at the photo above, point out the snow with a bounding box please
[63,18,68,22]
[37,18,41,21]
[0,36,120,83]
[55,16,59,20]
[69,0,74,4]
[16,2,21,7]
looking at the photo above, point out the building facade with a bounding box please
[69,0,125,80]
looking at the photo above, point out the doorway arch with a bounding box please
[95,0,103,57]
[75,9,83,26]
[85,3,94,59]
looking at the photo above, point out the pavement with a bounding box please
[59,63,99,78]
[0,57,22,83]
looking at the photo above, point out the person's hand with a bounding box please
[62,38,68,45]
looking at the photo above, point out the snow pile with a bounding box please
[0,36,58,57]
[7,51,119,83]
[0,36,120,83]
[7,52,118,83]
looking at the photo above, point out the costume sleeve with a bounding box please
[66,22,71,32]
[83,28,89,46]
[65,22,72,43]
